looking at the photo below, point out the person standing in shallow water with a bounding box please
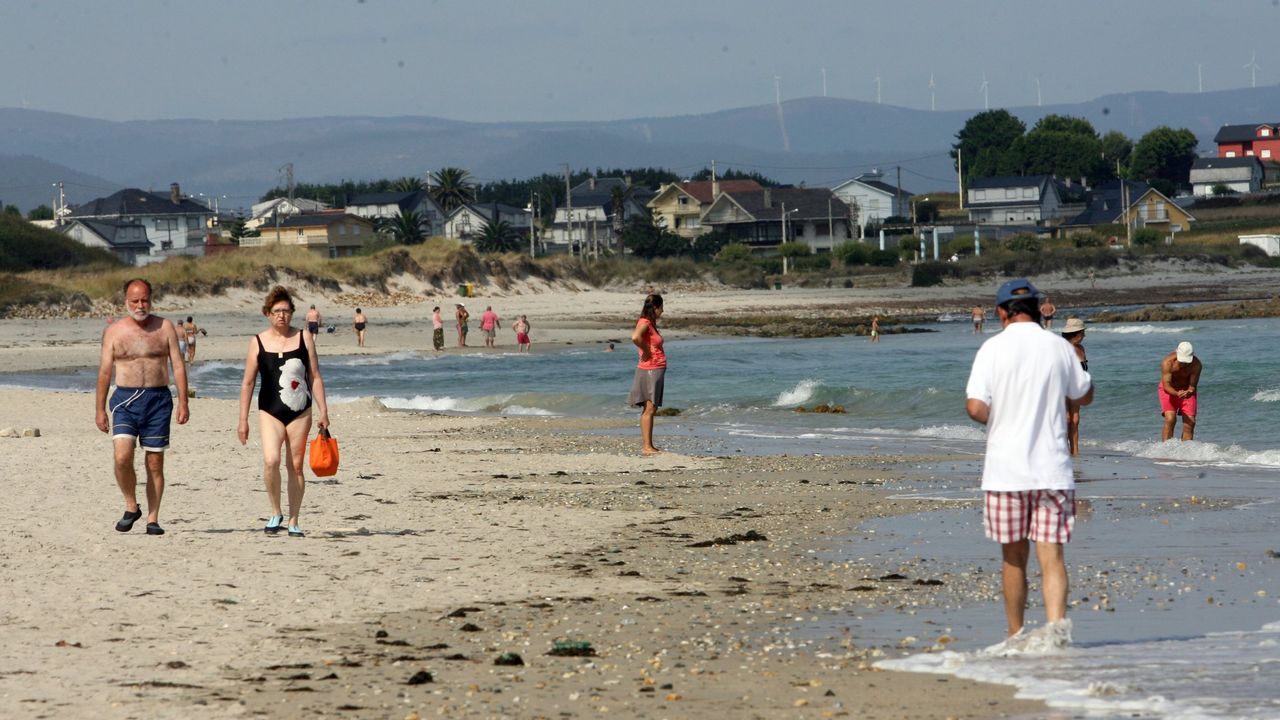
[627,294,666,455]
[1060,317,1088,456]
[237,286,330,538]
[431,306,445,352]
[1159,341,1201,441]
[966,278,1093,642]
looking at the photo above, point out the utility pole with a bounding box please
[279,163,295,205]
[564,164,573,257]
[896,166,903,220]
[53,181,66,226]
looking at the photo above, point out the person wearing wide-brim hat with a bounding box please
[1061,317,1088,455]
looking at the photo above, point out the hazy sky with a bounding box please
[2,0,1275,123]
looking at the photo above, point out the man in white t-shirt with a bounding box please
[965,278,1093,643]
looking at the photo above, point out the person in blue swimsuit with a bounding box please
[237,286,330,537]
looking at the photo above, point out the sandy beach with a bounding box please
[3,266,1277,718]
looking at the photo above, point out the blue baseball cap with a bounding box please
[995,278,1041,306]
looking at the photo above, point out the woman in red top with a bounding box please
[627,293,666,455]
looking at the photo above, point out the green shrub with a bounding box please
[716,242,753,262]
[1072,232,1106,248]
[868,249,899,267]
[0,215,121,272]
[777,241,811,257]
[1005,234,1043,253]
[911,261,960,287]
[713,262,767,288]
[948,237,975,256]
[360,234,397,256]
[793,254,830,271]
[1132,228,1164,247]
[832,240,870,266]
[1212,183,1238,196]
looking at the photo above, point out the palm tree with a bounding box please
[390,176,426,192]
[430,167,476,212]
[378,209,431,245]
[472,218,521,254]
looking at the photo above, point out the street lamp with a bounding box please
[780,204,800,275]
[911,196,930,261]
[524,195,537,258]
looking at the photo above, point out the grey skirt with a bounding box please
[627,367,665,408]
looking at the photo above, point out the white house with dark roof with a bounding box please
[830,169,912,237]
[965,175,1070,226]
[701,187,852,252]
[247,197,331,231]
[58,218,153,266]
[346,190,444,237]
[1189,156,1264,196]
[547,177,654,251]
[444,202,532,241]
[66,183,214,259]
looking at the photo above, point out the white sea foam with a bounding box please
[331,351,423,366]
[500,404,555,416]
[908,424,985,441]
[1111,439,1280,468]
[1094,324,1191,335]
[380,394,512,413]
[774,379,820,406]
[1251,388,1280,402]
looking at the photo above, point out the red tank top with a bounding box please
[636,318,666,369]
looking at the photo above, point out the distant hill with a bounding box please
[0,154,120,214]
[1,84,1276,209]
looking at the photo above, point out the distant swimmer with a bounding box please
[513,314,531,353]
[1159,341,1201,441]
[966,278,1093,642]
[353,307,367,348]
[305,305,322,339]
[605,343,615,352]
[431,306,445,352]
[1039,295,1057,330]
[972,306,985,334]
[869,316,881,343]
[1060,318,1088,455]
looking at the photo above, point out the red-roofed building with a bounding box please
[647,179,764,239]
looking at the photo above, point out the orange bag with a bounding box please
[309,426,339,477]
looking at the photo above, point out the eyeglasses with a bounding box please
[269,308,293,316]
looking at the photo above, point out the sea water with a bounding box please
[5,315,1279,717]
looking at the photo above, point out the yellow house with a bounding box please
[240,212,374,257]
[647,179,763,239]
[1062,181,1195,236]
[1128,188,1196,233]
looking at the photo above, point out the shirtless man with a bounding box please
[869,316,881,343]
[513,314,531,353]
[95,278,190,536]
[305,305,322,339]
[971,305,985,334]
[182,315,201,363]
[1159,341,1202,441]
[1039,295,1057,330]
[455,303,470,348]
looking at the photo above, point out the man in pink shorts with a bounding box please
[1159,341,1201,441]
[966,278,1094,643]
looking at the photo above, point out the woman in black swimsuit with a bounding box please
[237,286,330,537]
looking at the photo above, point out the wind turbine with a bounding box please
[774,74,782,105]
[1196,62,1204,93]
[1034,76,1042,107]
[821,67,827,97]
[979,73,989,110]
[929,72,936,111]
[874,70,882,104]
[1245,50,1261,88]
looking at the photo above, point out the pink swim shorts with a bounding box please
[1157,384,1197,417]
[983,489,1075,544]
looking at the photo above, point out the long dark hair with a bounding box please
[640,293,663,327]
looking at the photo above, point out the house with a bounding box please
[647,179,764,239]
[58,219,152,266]
[547,177,654,252]
[346,191,444,237]
[239,212,374,258]
[1213,122,1280,161]
[246,197,331,231]
[700,187,852,253]
[66,183,215,259]
[444,202,533,242]
[1189,157,1264,197]
[1062,180,1195,234]
[965,175,1074,226]
[830,169,912,236]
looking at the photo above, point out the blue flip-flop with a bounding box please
[264,515,284,534]
[115,508,143,532]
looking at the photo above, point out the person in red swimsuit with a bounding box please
[1159,341,1201,441]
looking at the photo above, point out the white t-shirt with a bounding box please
[966,321,1092,491]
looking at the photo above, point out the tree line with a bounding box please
[952,110,1198,197]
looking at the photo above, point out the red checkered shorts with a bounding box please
[983,489,1075,544]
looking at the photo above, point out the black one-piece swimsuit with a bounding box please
[256,332,312,425]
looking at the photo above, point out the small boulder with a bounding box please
[0,427,18,438]
[21,428,41,437]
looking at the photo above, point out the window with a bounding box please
[1247,150,1255,156]
[1022,187,1035,198]
[974,190,986,201]
[187,217,200,230]
[1006,189,1017,199]
[1226,151,1237,157]
[687,217,700,229]
[1264,150,1273,159]
[154,218,177,231]
[677,197,688,206]
[352,224,360,235]
[338,223,346,235]
[1262,128,1272,137]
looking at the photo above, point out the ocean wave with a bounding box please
[500,404,556,416]
[907,424,986,441]
[774,379,821,406]
[1110,439,1280,468]
[1250,388,1280,402]
[380,393,512,413]
[330,351,425,366]
[1094,325,1191,335]
[186,361,241,375]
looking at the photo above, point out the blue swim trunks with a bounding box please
[110,386,174,451]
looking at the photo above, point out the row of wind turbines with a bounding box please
[804,51,1267,111]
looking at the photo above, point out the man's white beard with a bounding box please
[130,309,150,322]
